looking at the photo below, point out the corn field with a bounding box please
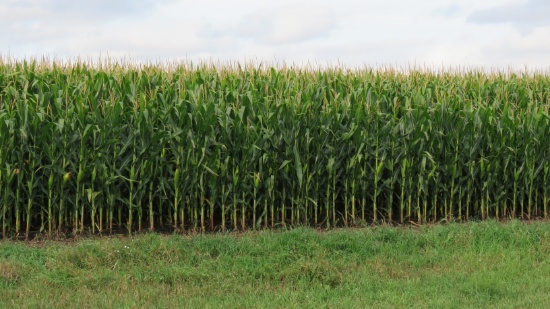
[0,60,549,237]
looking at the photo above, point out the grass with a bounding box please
[0,220,549,308]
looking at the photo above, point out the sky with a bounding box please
[1,0,549,70]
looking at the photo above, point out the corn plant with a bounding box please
[0,59,548,236]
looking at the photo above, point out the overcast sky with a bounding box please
[1,0,549,70]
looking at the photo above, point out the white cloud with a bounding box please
[0,0,549,70]
[236,4,335,44]
[468,0,550,34]
[480,26,550,67]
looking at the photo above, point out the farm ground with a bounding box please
[1,220,549,308]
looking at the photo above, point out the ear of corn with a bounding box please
[0,59,549,237]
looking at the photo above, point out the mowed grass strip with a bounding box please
[0,220,548,308]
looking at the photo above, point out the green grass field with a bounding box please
[1,220,548,308]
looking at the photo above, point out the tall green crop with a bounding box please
[0,59,549,237]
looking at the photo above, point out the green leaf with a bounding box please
[293,144,303,188]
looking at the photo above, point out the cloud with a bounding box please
[236,4,335,45]
[479,26,550,66]
[432,4,462,17]
[0,0,197,59]
[0,0,163,24]
[468,0,550,34]
[0,1,149,51]
[1,0,549,70]
[413,24,550,71]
